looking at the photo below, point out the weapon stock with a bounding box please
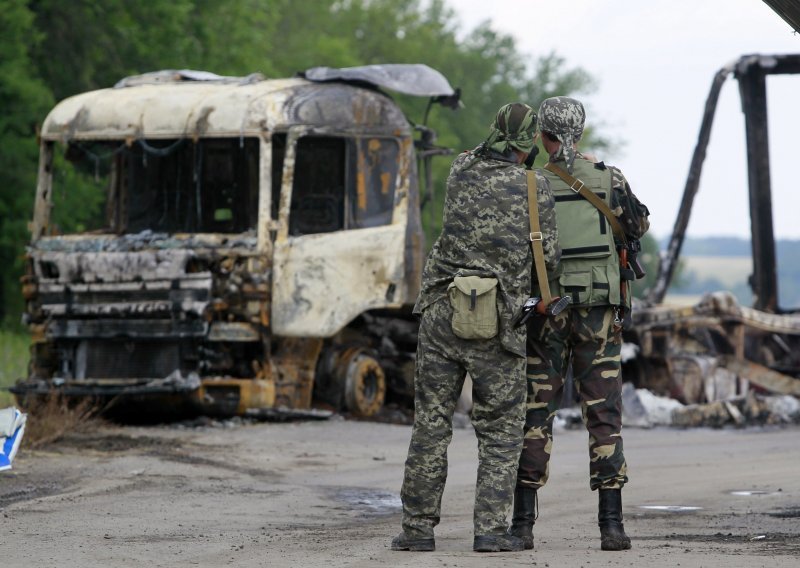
[626,239,646,280]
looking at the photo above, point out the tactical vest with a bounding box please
[539,158,625,308]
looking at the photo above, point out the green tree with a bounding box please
[30,0,279,100]
[267,0,609,241]
[0,0,53,323]
[632,232,660,300]
[1,0,606,321]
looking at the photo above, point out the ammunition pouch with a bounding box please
[448,276,499,340]
[558,266,615,306]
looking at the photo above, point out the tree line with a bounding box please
[0,0,615,322]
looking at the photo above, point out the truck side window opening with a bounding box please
[125,138,259,234]
[271,134,399,236]
[54,138,260,235]
[290,136,347,235]
[350,137,399,229]
[50,142,115,234]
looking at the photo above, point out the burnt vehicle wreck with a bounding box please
[625,53,800,407]
[14,65,459,417]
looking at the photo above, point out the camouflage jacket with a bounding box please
[414,149,558,357]
[554,152,650,240]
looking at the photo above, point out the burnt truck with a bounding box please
[14,65,459,417]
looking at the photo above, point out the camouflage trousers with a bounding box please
[401,298,526,538]
[517,306,628,491]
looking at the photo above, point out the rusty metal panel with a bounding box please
[47,319,207,339]
[199,377,276,415]
[270,125,413,337]
[257,135,273,254]
[41,79,299,140]
[32,249,201,282]
[302,64,456,98]
[271,338,323,409]
[31,142,54,240]
[41,80,411,142]
[717,356,800,396]
[271,224,407,337]
[207,322,261,342]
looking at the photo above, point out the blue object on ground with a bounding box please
[0,407,27,472]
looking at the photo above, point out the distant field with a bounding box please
[660,293,705,307]
[0,330,28,406]
[680,255,751,288]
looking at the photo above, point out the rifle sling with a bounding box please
[526,170,552,305]
[543,162,627,245]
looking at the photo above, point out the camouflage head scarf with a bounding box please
[538,96,586,174]
[485,102,537,155]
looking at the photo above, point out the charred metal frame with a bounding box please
[649,54,800,313]
[761,0,800,33]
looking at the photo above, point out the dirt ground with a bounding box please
[1,417,798,568]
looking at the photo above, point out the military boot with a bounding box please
[509,486,537,550]
[598,489,631,551]
[390,531,435,552]
[473,533,525,552]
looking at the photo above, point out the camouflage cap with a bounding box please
[538,96,585,174]
[486,102,537,155]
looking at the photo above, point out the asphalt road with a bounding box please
[1,418,798,567]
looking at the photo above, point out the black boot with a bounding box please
[390,531,435,552]
[509,486,537,550]
[598,489,631,551]
[473,533,525,552]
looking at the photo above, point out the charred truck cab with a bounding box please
[16,65,458,417]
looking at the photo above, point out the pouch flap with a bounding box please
[450,275,498,296]
[559,271,591,289]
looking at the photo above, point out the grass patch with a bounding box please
[681,255,752,289]
[1,329,29,407]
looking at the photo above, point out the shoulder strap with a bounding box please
[526,170,552,305]
[544,161,627,244]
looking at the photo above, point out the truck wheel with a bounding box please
[341,350,386,417]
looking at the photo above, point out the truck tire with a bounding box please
[341,350,386,417]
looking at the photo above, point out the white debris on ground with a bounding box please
[622,382,685,428]
[762,394,800,420]
[620,342,640,362]
[554,407,583,430]
[672,392,800,428]
[620,382,800,428]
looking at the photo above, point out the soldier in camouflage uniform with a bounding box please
[391,103,559,553]
[511,97,650,552]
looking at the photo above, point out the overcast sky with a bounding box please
[448,0,799,240]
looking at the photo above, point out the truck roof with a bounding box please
[41,73,412,142]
